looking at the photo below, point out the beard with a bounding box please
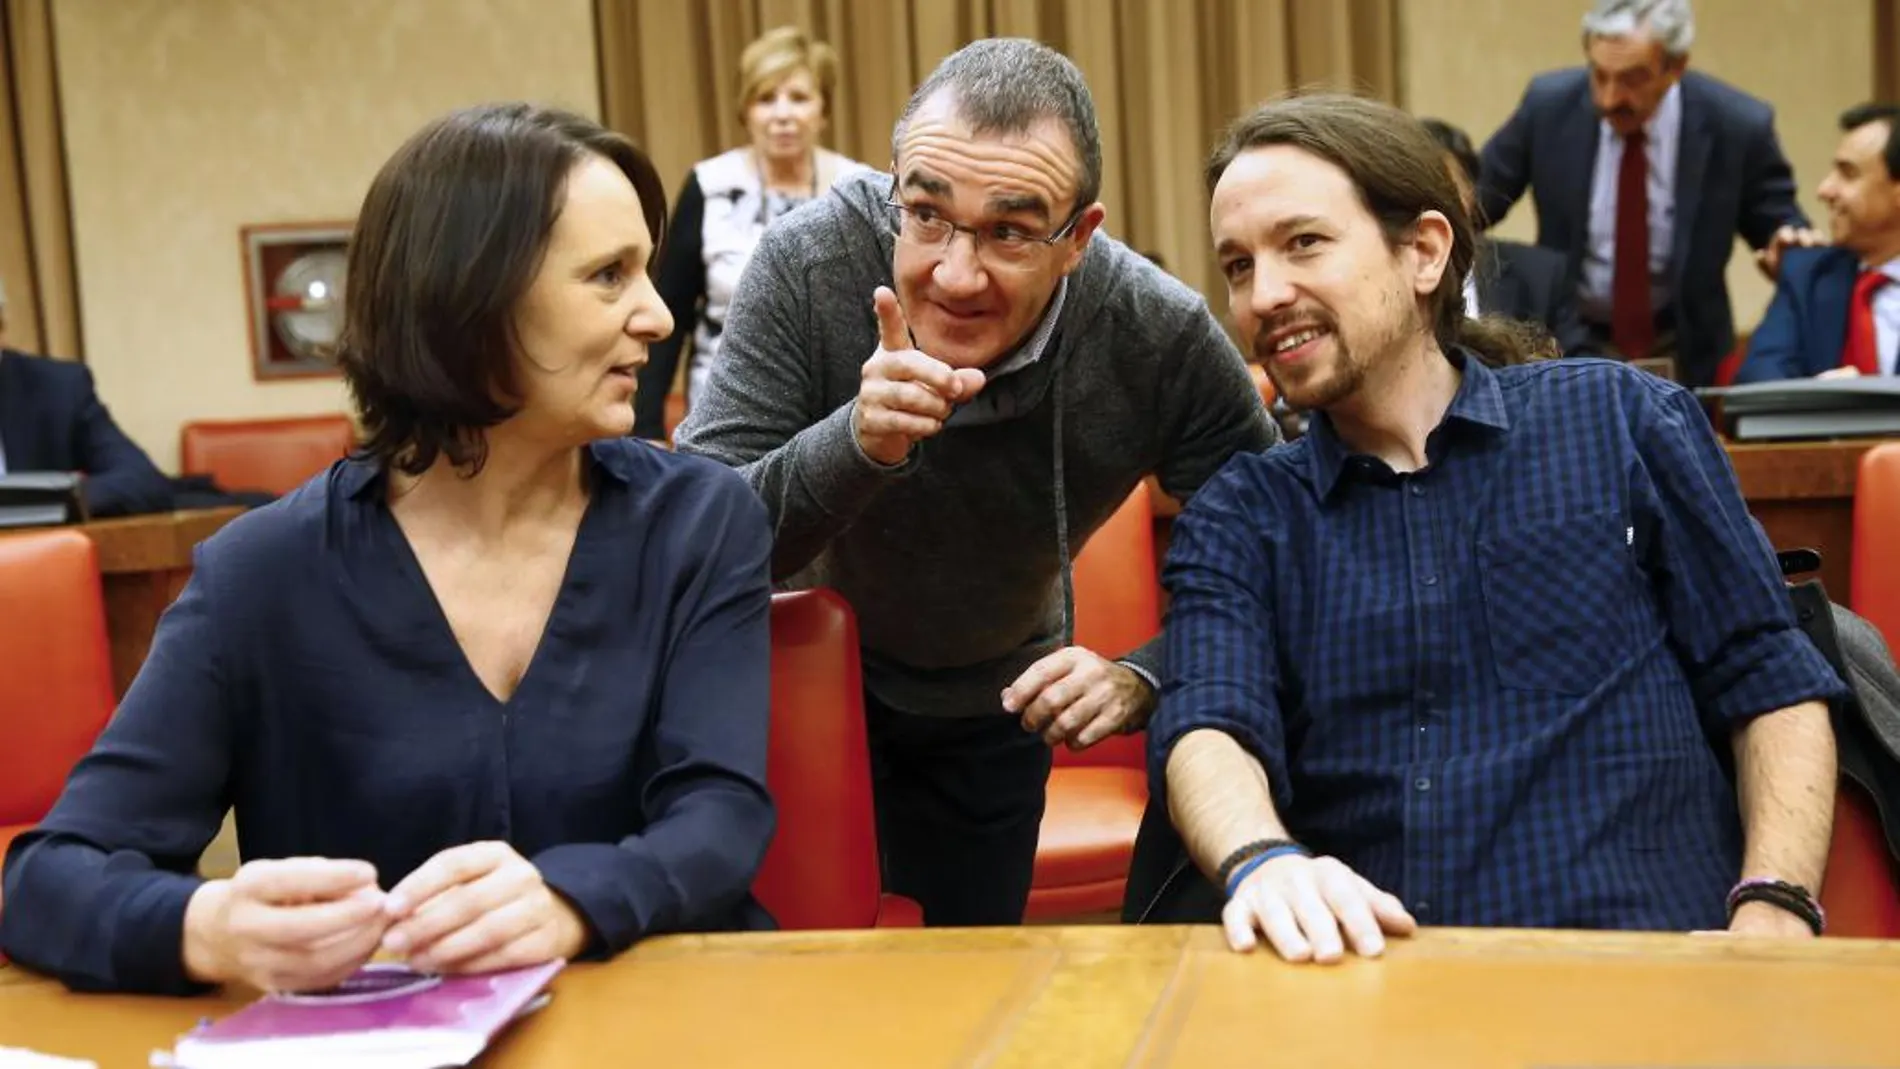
[1252,305,1362,411]
[1249,287,1419,412]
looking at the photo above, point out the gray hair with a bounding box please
[1581,0,1695,57]
[890,38,1103,213]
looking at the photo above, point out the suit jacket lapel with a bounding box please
[1556,82,1599,258]
[1810,252,1858,371]
[1671,82,1713,287]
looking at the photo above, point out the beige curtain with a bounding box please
[596,0,1398,306]
[0,0,76,358]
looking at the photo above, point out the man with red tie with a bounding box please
[1478,0,1812,387]
[1736,104,1900,383]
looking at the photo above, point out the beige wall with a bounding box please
[1401,0,1875,341]
[49,0,1884,465]
[53,0,599,471]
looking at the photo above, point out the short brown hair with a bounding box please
[737,26,838,122]
[1842,102,1900,181]
[338,102,667,476]
[892,38,1102,214]
[1207,93,1552,369]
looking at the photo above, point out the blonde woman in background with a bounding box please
[634,27,873,439]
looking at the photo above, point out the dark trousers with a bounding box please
[865,690,1053,926]
[1121,795,1223,924]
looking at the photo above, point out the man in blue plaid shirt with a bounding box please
[1146,94,1846,962]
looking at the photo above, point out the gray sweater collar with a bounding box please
[956,277,1069,424]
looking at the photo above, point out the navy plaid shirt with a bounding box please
[1152,353,1845,931]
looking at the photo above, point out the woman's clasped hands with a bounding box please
[182,842,587,992]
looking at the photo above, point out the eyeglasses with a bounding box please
[885,199,1083,267]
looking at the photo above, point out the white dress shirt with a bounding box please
[1869,255,1900,375]
[1582,83,1681,320]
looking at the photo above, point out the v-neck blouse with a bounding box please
[0,438,777,994]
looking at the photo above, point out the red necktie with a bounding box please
[1842,269,1890,375]
[1611,129,1654,360]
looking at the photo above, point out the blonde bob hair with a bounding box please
[737,26,838,122]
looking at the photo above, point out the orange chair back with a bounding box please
[752,589,886,929]
[1712,335,1749,388]
[1064,485,1160,771]
[180,415,356,497]
[1249,364,1277,408]
[0,529,115,826]
[1821,779,1900,938]
[1853,444,1900,649]
[664,393,688,445]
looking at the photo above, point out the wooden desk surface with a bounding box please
[3,926,1898,1067]
[72,507,243,696]
[78,507,243,574]
[1723,436,1881,501]
[1724,437,1888,605]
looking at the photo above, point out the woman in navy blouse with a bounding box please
[0,103,778,994]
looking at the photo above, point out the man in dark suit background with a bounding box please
[1737,104,1900,383]
[1421,117,1592,357]
[1477,0,1814,387]
[0,287,172,517]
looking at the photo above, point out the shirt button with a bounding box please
[1415,900,1432,916]
[1414,776,1432,791]
[1421,575,1439,587]
[1409,484,1425,497]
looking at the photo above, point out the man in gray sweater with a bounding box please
[678,38,1275,926]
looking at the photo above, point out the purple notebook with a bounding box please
[166,960,563,1069]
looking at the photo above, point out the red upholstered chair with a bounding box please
[1249,363,1277,408]
[1829,443,1900,936]
[664,392,688,445]
[1025,485,1159,920]
[179,414,356,497]
[1711,336,1749,388]
[0,529,116,904]
[1820,779,1900,938]
[1853,444,1900,649]
[752,589,921,929]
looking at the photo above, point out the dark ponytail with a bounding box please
[1459,314,1558,368]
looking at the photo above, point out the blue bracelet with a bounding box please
[1223,844,1308,898]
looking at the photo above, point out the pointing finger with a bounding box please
[873,286,912,353]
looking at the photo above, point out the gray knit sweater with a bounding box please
[677,172,1275,717]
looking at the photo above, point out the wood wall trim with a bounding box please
[1879,0,1898,103]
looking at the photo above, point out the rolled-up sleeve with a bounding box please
[1632,384,1846,728]
[1150,463,1291,810]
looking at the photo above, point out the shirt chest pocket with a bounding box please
[1478,513,1645,695]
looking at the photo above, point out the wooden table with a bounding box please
[1725,438,1886,607]
[4,926,1898,1067]
[77,508,243,696]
